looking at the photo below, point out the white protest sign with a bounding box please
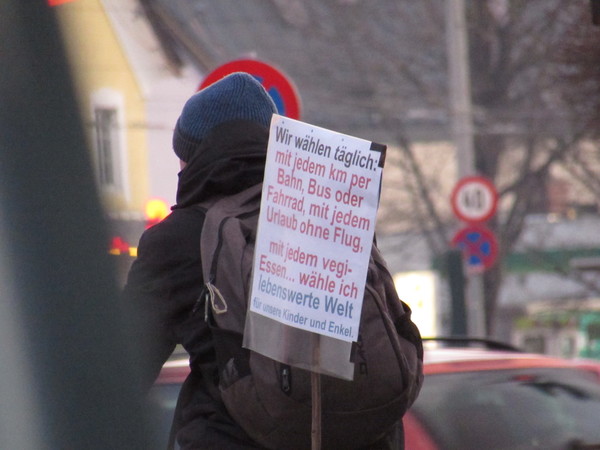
[249,114,384,342]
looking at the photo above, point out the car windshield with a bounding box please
[411,367,600,450]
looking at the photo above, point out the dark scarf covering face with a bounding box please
[173,119,269,209]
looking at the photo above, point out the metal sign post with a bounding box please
[311,334,322,450]
[445,0,490,337]
[451,225,499,336]
[450,175,499,338]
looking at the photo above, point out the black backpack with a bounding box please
[198,182,423,449]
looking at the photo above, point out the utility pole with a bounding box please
[445,0,486,337]
[446,0,474,178]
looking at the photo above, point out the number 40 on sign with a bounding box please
[450,175,498,224]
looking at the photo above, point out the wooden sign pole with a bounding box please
[311,335,322,450]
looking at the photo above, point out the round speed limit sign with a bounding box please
[451,176,498,223]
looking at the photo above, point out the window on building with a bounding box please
[90,88,127,196]
[94,107,119,187]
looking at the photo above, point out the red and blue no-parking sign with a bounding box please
[200,59,302,120]
[451,225,498,273]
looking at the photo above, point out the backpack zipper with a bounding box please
[280,364,292,394]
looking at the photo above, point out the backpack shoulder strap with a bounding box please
[198,183,262,280]
[198,183,262,323]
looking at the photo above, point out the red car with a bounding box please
[405,338,600,450]
[149,338,600,449]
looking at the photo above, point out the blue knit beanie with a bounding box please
[173,72,278,162]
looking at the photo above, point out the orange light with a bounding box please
[110,236,129,255]
[109,236,137,257]
[145,198,170,228]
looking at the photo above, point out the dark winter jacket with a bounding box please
[124,120,268,449]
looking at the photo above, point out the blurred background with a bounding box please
[49,0,599,357]
[2,1,600,448]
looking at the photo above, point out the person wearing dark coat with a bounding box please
[123,72,276,449]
